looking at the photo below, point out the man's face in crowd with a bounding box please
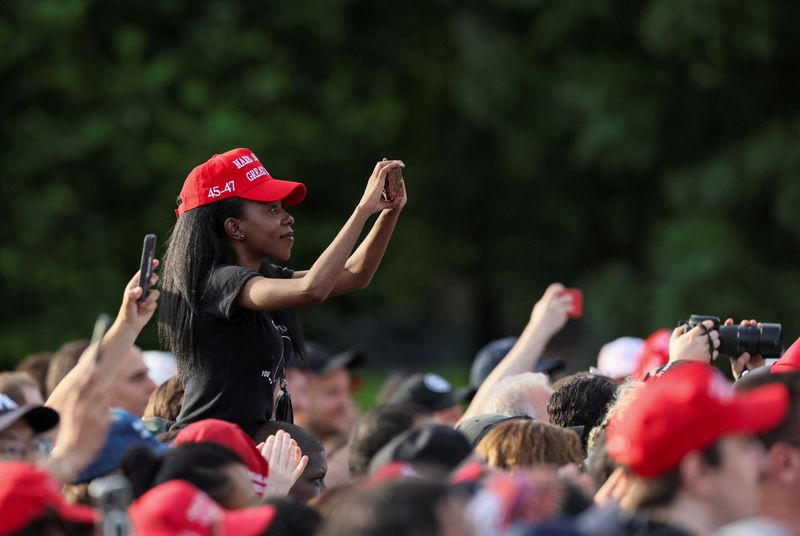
[289,450,327,503]
[708,435,766,523]
[0,419,38,462]
[307,368,355,438]
[107,346,156,417]
[285,368,311,413]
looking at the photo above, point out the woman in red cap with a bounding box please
[158,149,405,436]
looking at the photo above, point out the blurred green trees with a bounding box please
[2,0,800,370]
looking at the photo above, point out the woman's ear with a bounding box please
[223,217,243,241]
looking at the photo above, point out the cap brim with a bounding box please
[427,392,459,412]
[0,405,60,434]
[456,414,520,447]
[239,178,306,206]
[223,505,275,536]
[727,383,789,436]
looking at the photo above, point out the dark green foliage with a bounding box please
[2,0,800,369]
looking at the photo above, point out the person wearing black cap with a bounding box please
[293,343,364,451]
[385,373,469,426]
[368,423,474,475]
[0,393,59,463]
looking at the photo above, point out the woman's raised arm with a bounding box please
[235,159,403,312]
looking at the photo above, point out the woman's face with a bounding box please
[237,200,295,263]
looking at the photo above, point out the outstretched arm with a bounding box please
[46,262,160,409]
[293,177,407,296]
[236,160,403,312]
[461,283,573,421]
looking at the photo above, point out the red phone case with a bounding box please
[560,289,583,318]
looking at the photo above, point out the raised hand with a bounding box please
[669,319,720,364]
[725,318,766,379]
[259,429,309,497]
[387,177,407,213]
[117,259,160,333]
[45,366,111,483]
[358,159,404,216]
[528,283,573,339]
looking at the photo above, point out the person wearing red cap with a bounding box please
[158,150,406,436]
[604,361,790,535]
[736,371,800,535]
[0,461,97,535]
[129,479,276,536]
[174,418,310,499]
[770,336,800,374]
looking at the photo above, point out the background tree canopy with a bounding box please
[2,0,800,373]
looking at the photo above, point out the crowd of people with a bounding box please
[2,148,800,536]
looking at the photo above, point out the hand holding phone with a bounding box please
[138,234,157,302]
[559,288,583,318]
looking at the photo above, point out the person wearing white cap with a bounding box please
[593,336,645,382]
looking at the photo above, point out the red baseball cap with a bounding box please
[129,480,275,536]
[606,361,789,478]
[630,328,671,381]
[772,337,800,374]
[176,148,306,216]
[0,461,98,534]
[174,419,269,496]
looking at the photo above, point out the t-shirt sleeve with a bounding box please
[202,265,261,320]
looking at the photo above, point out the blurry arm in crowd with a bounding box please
[293,177,407,297]
[236,160,404,311]
[46,261,160,410]
[42,367,111,483]
[668,319,720,364]
[462,283,573,421]
[259,430,308,498]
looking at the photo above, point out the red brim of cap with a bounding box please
[238,178,306,206]
[57,503,99,526]
[726,383,789,437]
[222,505,275,535]
[772,361,800,373]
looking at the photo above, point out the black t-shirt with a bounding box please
[176,264,294,437]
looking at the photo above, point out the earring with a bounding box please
[239,234,245,240]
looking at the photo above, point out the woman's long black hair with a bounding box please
[158,196,305,377]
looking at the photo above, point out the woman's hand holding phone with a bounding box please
[118,259,160,333]
[358,159,405,215]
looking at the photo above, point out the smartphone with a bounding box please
[560,288,583,318]
[86,313,112,364]
[89,475,133,536]
[138,234,157,302]
[383,167,403,202]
